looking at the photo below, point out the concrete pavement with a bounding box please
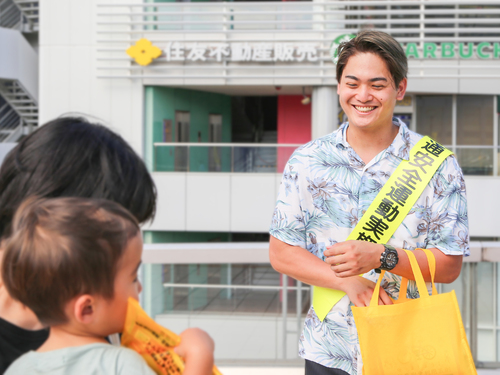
[218,367,500,374]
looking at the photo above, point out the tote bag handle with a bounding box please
[370,249,437,307]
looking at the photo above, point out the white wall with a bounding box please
[464,177,500,238]
[146,173,281,233]
[39,0,145,155]
[155,313,303,361]
[148,173,500,238]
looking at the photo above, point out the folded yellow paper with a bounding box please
[121,298,222,375]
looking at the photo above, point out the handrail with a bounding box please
[162,283,302,291]
[142,241,487,265]
[97,9,500,17]
[154,142,302,147]
[97,1,500,7]
[153,143,499,149]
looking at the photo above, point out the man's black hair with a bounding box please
[0,116,156,237]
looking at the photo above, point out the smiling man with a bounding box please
[269,30,469,375]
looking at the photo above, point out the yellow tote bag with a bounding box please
[352,249,476,375]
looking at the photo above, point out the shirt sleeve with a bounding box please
[425,155,470,256]
[118,348,157,375]
[269,151,307,249]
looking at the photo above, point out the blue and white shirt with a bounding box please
[269,118,469,375]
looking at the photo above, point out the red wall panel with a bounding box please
[277,95,311,172]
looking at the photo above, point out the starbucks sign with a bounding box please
[330,34,500,61]
[404,42,500,59]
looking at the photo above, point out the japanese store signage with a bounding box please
[127,38,319,66]
[127,37,500,67]
[164,42,319,62]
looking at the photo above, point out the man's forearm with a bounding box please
[269,235,348,290]
[390,247,462,284]
[325,240,463,284]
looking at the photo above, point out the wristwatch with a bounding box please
[375,244,399,273]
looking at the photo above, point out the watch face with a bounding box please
[386,252,398,268]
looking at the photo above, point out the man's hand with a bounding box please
[324,240,384,277]
[339,276,393,307]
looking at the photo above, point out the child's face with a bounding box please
[95,232,143,336]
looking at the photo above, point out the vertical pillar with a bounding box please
[188,264,208,311]
[142,264,165,318]
[141,231,165,318]
[312,86,338,140]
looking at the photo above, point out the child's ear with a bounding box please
[73,295,96,324]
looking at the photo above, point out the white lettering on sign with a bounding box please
[252,43,274,62]
[274,43,295,62]
[186,43,206,61]
[231,43,253,62]
[163,43,320,63]
[165,42,185,61]
[209,43,230,62]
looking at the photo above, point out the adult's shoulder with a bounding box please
[290,126,344,159]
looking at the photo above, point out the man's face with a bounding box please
[337,52,407,132]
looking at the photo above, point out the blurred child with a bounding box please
[2,197,214,375]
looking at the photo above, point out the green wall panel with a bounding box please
[144,231,231,244]
[145,86,232,172]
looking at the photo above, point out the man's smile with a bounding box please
[353,105,377,113]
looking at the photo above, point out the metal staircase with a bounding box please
[0,95,22,142]
[0,80,37,141]
[13,0,37,31]
[0,0,39,142]
[0,0,22,29]
[0,0,38,31]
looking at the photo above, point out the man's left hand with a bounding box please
[324,240,384,277]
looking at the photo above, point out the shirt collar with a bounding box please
[386,117,412,161]
[335,117,411,161]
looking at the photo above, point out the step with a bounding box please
[2,95,30,101]
[16,107,38,111]
[1,92,27,97]
[14,0,38,4]
[8,100,33,104]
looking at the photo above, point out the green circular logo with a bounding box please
[330,34,356,64]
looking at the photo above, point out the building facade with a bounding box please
[10,0,500,367]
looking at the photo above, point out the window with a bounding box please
[416,95,452,145]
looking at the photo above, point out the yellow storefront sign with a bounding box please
[126,38,162,66]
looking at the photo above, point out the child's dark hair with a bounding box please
[0,116,156,238]
[2,197,140,326]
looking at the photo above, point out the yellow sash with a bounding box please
[312,136,453,321]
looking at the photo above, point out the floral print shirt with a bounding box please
[269,118,469,374]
